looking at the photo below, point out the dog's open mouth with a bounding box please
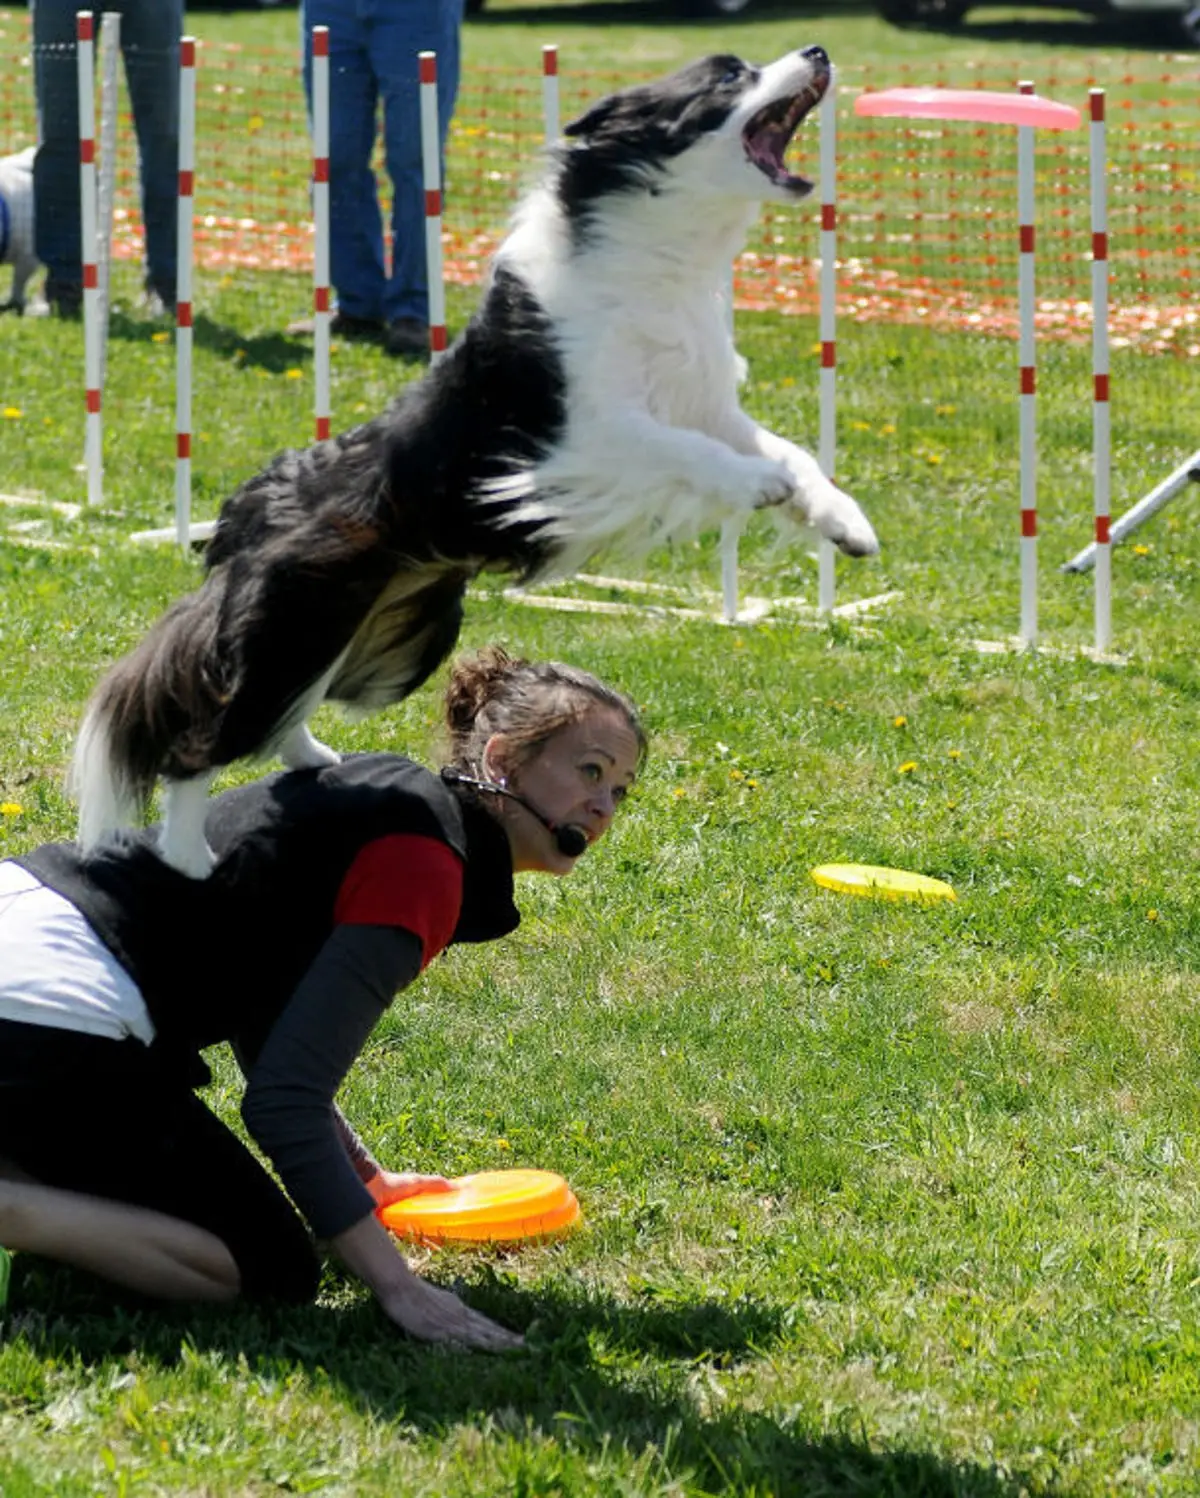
[742,81,825,194]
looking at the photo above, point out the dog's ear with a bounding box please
[563,96,622,140]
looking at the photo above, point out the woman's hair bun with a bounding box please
[444,645,523,737]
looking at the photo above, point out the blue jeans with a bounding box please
[301,0,462,324]
[31,0,182,302]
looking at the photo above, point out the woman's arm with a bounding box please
[238,923,521,1348]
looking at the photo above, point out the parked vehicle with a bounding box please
[875,0,1200,47]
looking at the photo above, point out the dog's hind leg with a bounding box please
[278,722,341,770]
[159,774,217,879]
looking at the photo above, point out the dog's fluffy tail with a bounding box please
[70,587,228,850]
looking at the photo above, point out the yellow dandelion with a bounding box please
[780,376,796,388]
[850,419,872,432]
[247,113,265,132]
[935,403,957,416]
[897,760,918,775]
[672,787,686,799]
[0,802,22,816]
[733,636,745,650]
[879,423,896,436]
[151,330,170,344]
[893,715,907,728]
[496,1137,511,1150]
[1132,544,1150,557]
[2,407,22,419]
[810,342,823,356]
[926,451,943,466]
[946,798,958,810]
[1147,909,1159,922]
[948,748,962,759]
[285,368,303,380]
[746,778,759,789]
[729,767,745,781]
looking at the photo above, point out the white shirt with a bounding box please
[0,860,155,1045]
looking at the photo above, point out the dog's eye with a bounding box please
[720,65,744,85]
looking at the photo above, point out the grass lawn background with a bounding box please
[1,3,1199,1494]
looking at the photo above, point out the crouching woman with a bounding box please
[0,648,644,1348]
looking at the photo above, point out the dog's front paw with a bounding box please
[794,487,880,558]
[738,457,797,511]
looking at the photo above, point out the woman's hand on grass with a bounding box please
[332,1209,523,1351]
[381,1271,525,1351]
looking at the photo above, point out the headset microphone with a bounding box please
[440,768,589,859]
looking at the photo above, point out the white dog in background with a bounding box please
[0,147,38,313]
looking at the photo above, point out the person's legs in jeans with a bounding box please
[120,0,183,307]
[31,0,85,309]
[373,0,462,328]
[303,0,387,322]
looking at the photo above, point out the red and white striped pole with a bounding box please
[1089,87,1112,654]
[418,50,447,363]
[77,10,102,506]
[312,25,331,441]
[1017,80,1037,647]
[542,44,560,142]
[817,67,838,614]
[96,9,120,394]
[174,35,196,549]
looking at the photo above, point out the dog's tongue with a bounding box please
[744,95,815,192]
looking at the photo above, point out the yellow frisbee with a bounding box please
[810,863,957,904]
[377,1168,581,1245]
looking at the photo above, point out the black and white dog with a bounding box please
[0,147,38,313]
[73,46,879,877]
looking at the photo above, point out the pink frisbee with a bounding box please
[854,88,1081,132]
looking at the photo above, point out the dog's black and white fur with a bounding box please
[0,147,38,313]
[73,46,879,877]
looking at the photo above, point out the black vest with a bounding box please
[18,754,519,1054]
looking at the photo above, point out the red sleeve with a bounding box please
[334,834,464,969]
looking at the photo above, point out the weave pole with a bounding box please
[96,10,120,393]
[1017,81,1037,647]
[418,50,447,363]
[77,10,102,506]
[542,44,559,141]
[817,67,838,614]
[312,25,331,441]
[1089,87,1112,654]
[173,36,196,549]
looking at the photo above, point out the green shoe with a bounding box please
[0,1246,11,1311]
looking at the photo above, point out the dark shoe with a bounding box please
[384,316,430,358]
[286,310,384,341]
[43,277,82,319]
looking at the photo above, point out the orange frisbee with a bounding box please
[376,1168,581,1245]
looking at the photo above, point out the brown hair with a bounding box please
[443,646,646,775]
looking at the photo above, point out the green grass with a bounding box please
[2,5,1200,1496]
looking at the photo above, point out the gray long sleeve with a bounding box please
[239,923,424,1240]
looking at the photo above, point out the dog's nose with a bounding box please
[802,45,830,67]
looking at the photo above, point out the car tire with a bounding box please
[876,0,970,25]
[679,0,755,16]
